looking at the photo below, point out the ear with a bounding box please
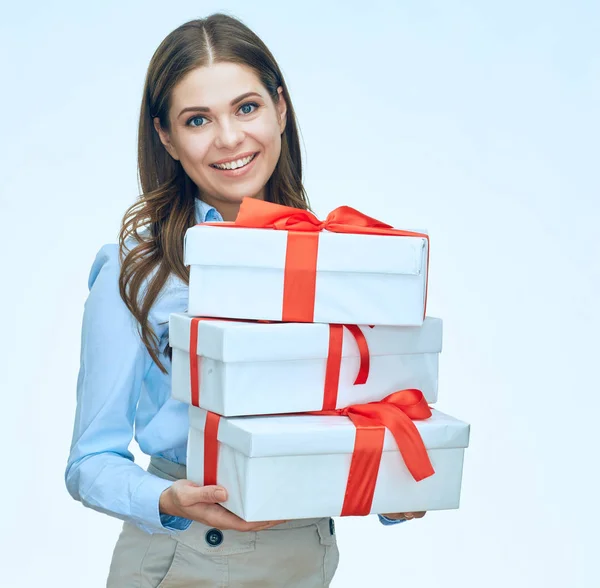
[153,117,180,161]
[276,86,287,134]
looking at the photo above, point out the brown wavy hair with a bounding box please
[118,13,310,374]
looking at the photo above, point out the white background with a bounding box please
[1,1,598,586]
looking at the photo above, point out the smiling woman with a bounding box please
[65,12,410,588]
[152,63,288,220]
[126,15,310,375]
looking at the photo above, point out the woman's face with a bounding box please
[154,62,287,213]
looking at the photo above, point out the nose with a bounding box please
[214,118,244,151]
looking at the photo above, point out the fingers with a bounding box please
[171,481,285,531]
[382,511,427,520]
[170,481,285,531]
[400,511,426,519]
[199,504,285,532]
[382,513,406,520]
[248,520,287,531]
[191,485,228,504]
[175,481,228,506]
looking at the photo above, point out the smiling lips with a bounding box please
[211,153,258,170]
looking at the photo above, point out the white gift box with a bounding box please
[184,224,429,326]
[187,406,470,521]
[169,313,442,416]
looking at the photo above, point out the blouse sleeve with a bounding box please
[64,244,181,534]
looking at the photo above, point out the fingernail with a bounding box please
[215,489,227,501]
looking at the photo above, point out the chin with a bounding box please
[224,184,266,202]
[214,193,255,206]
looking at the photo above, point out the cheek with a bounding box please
[178,135,211,165]
[248,116,280,147]
[256,123,282,159]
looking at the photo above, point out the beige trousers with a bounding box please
[106,457,339,587]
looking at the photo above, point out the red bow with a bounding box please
[311,388,434,515]
[203,388,434,517]
[233,198,425,237]
[200,198,429,323]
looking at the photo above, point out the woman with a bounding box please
[65,13,422,587]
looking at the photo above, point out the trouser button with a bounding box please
[205,528,224,546]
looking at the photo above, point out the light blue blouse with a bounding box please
[65,198,403,533]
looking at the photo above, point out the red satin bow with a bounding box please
[189,318,371,410]
[202,388,434,517]
[311,388,434,516]
[200,198,429,323]
[233,198,427,238]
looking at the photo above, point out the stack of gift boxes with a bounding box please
[168,198,470,522]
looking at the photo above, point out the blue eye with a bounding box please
[239,102,258,115]
[186,102,259,128]
[187,116,206,128]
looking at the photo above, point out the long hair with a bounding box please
[118,13,310,374]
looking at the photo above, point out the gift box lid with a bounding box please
[169,313,442,362]
[188,407,470,457]
[184,225,427,275]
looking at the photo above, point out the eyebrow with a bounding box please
[177,92,263,118]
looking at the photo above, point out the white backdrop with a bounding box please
[0,1,598,586]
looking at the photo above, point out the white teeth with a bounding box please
[213,153,255,170]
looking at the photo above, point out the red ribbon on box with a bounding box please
[203,410,221,486]
[189,318,371,410]
[312,388,434,516]
[201,388,434,515]
[199,198,430,323]
[322,324,371,410]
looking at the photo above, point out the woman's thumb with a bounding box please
[193,485,228,503]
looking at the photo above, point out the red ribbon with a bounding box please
[199,198,430,323]
[203,411,221,486]
[201,389,434,516]
[188,318,371,410]
[188,317,204,407]
[322,324,370,410]
[311,388,434,516]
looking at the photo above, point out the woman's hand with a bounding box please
[160,479,285,531]
[382,511,427,521]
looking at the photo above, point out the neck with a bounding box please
[202,187,267,222]
[212,200,241,222]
